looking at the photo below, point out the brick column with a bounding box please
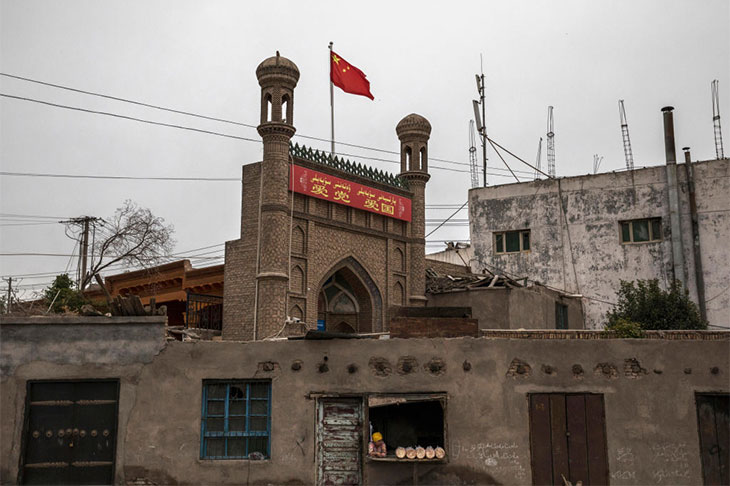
[397,114,432,307]
[253,53,299,339]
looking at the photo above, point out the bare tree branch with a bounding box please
[80,200,175,289]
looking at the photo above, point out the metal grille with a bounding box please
[186,292,223,331]
[290,142,408,190]
[200,381,271,459]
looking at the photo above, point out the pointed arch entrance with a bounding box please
[316,257,383,333]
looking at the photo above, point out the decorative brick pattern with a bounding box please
[223,55,429,340]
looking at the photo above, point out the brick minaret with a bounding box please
[254,52,299,339]
[397,114,431,306]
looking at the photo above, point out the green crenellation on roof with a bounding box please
[289,143,409,190]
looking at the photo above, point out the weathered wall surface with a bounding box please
[0,316,166,376]
[2,318,728,485]
[427,286,583,330]
[0,317,167,485]
[469,159,730,329]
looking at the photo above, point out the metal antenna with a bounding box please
[534,137,543,180]
[619,100,635,170]
[546,106,555,177]
[472,55,488,186]
[712,80,725,159]
[593,154,604,174]
[468,120,480,188]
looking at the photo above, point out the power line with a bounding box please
[1,72,536,173]
[0,212,71,219]
[0,167,527,182]
[1,93,261,142]
[0,170,239,182]
[426,201,469,237]
[0,222,59,227]
[0,242,226,279]
[1,90,534,178]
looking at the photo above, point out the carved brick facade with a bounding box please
[223,53,430,340]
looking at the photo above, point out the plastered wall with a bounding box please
[468,159,730,329]
[2,317,727,485]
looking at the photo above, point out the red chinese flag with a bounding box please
[330,51,374,100]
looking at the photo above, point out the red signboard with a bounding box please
[289,165,411,222]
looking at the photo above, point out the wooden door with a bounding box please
[20,381,119,485]
[696,393,729,485]
[316,398,363,486]
[529,393,609,485]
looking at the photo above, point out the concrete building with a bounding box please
[2,315,728,485]
[469,109,729,329]
[223,53,433,341]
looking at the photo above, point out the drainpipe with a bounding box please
[662,106,686,287]
[682,147,707,321]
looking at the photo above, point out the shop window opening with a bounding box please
[367,395,446,461]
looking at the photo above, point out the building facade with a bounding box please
[469,150,729,329]
[2,316,728,485]
[223,53,432,340]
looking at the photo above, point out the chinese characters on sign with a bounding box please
[289,165,411,222]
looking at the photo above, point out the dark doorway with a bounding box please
[528,393,608,486]
[317,266,373,333]
[696,393,729,485]
[19,380,119,485]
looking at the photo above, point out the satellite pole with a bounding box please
[546,106,555,177]
[619,100,635,170]
[712,80,725,159]
[468,121,480,188]
[473,55,488,186]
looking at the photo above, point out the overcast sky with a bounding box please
[1,0,728,297]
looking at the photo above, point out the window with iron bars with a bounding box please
[200,381,271,459]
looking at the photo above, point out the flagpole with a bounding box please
[329,41,335,155]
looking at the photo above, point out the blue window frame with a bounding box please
[200,381,271,459]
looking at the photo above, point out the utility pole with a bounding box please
[3,277,12,314]
[546,106,556,177]
[80,218,90,289]
[534,137,543,180]
[619,100,635,170]
[60,216,104,290]
[472,57,488,186]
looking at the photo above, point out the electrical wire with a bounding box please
[0,212,70,219]
[0,72,537,175]
[487,138,520,182]
[426,201,469,237]
[1,92,532,178]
